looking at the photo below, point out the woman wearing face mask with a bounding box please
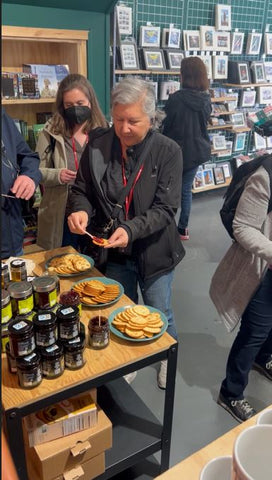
[36,74,107,250]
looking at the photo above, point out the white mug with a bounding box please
[200,456,232,480]
[257,408,272,425]
[232,425,272,479]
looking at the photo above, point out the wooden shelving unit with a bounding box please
[192,177,231,194]
[115,69,179,75]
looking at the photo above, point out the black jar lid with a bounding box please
[32,276,57,293]
[16,351,41,370]
[56,305,79,322]
[62,333,85,352]
[8,281,32,299]
[10,259,26,268]
[39,342,63,359]
[2,289,10,308]
[33,311,57,329]
[8,318,33,337]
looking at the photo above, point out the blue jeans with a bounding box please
[178,166,198,232]
[221,269,272,400]
[105,259,177,339]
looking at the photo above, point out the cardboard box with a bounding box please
[25,407,112,480]
[23,391,97,447]
[27,451,105,480]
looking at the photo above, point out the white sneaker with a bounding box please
[157,360,168,389]
[123,371,137,384]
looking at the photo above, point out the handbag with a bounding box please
[83,134,155,266]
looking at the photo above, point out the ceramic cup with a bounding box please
[232,425,272,479]
[256,408,272,425]
[200,455,232,480]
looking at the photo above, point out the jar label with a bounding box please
[20,369,42,387]
[17,296,34,315]
[45,344,59,353]
[59,324,78,339]
[60,307,74,315]
[49,290,57,306]
[38,314,51,321]
[36,330,56,346]
[13,320,28,330]
[1,303,12,323]
[24,352,36,362]
[17,337,35,356]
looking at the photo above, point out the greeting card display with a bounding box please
[228,61,251,84]
[215,4,232,31]
[200,26,215,51]
[230,32,244,54]
[139,26,161,48]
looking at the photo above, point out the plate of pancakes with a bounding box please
[109,305,168,342]
[71,277,124,307]
[45,253,94,277]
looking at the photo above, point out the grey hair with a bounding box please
[111,77,156,120]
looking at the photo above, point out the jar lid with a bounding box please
[56,305,79,322]
[59,289,80,306]
[62,333,85,352]
[39,342,63,359]
[8,281,32,298]
[10,259,26,268]
[8,318,33,336]
[2,263,9,271]
[32,276,57,293]
[1,289,10,307]
[33,311,57,328]
[16,351,41,370]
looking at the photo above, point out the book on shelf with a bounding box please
[17,73,40,99]
[23,64,69,98]
[1,72,18,99]
[28,124,45,150]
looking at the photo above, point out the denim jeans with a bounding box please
[220,268,272,400]
[105,259,177,339]
[178,166,198,232]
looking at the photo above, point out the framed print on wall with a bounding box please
[215,31,230,52]
[254,132,267,150]
[183,30,200,51]
[251,61,266,84]
[213,166,225,185]
[212,134,226,150]
[238,62,250,84]
[230,32,244,54]
[168,27,181,49]
[215,4,232,31]
[116,5,133,36]
[165,50,184,70]
[264,62,272,82]
[203,168,215,186]
[264,33,272,55]
[142,49,165,70]
[200,26,215,51]
[120,42,139,70]
[233,132,246,152]
[258,85,272,104]
[193,168,205,190]
[213,55,228,79]
[230,112,245,127]
[240,89,256,107]
[139,26,161,48]
[199,55,212,79]
[246,33,262,55]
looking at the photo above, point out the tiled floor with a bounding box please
[122,189,272,479]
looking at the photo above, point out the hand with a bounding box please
[67,211,88,234]
[60,169,77,184]
[105,227,129,249]
[10,175,36,200]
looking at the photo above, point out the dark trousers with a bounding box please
[220,268,272,400]
[177,166,198,232]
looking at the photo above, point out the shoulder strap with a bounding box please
[111,133,155,220]
[262,155,272,213]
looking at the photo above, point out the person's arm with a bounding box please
[233,167,272,263]
[1,431,19,480]
[162,95,185,148]
[36,129,72,186]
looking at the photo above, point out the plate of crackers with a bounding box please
[71,277,124,307]
[45,253,94,277]
[109,305,168,342]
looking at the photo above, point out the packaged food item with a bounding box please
[56,305,80,340]
[6,341,17,373]
[32,276,58,310]
[62,332,86,370]
[59,289,82,314]
[39,342,64,379]
[16,351,42,389]
[1,290,12,324]
[33,311,58,347]
[10,259,27,282]
[88,316,109,349]
[1,263,10,289]
[8,281,34,316]
[8,318,35,357]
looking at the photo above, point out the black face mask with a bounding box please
[64,105,91,126]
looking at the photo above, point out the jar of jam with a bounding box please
[8,281,34,316]
[59,289,82,314]
[8,318,35,357]
[16,351,42,389]
[33,311,58,347]
[6,342,17,373]
[1,263,10,289]
[39,342,64,379]
[62,333,86,370]
[10,259,27,282]
[32,276,58,310]
[56,305,80,340]
[1,320,11,352]
[1,290,12,324]
[88,316,109,349]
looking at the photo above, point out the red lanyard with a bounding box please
[122,159,144,219]
[71,135,88,170]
